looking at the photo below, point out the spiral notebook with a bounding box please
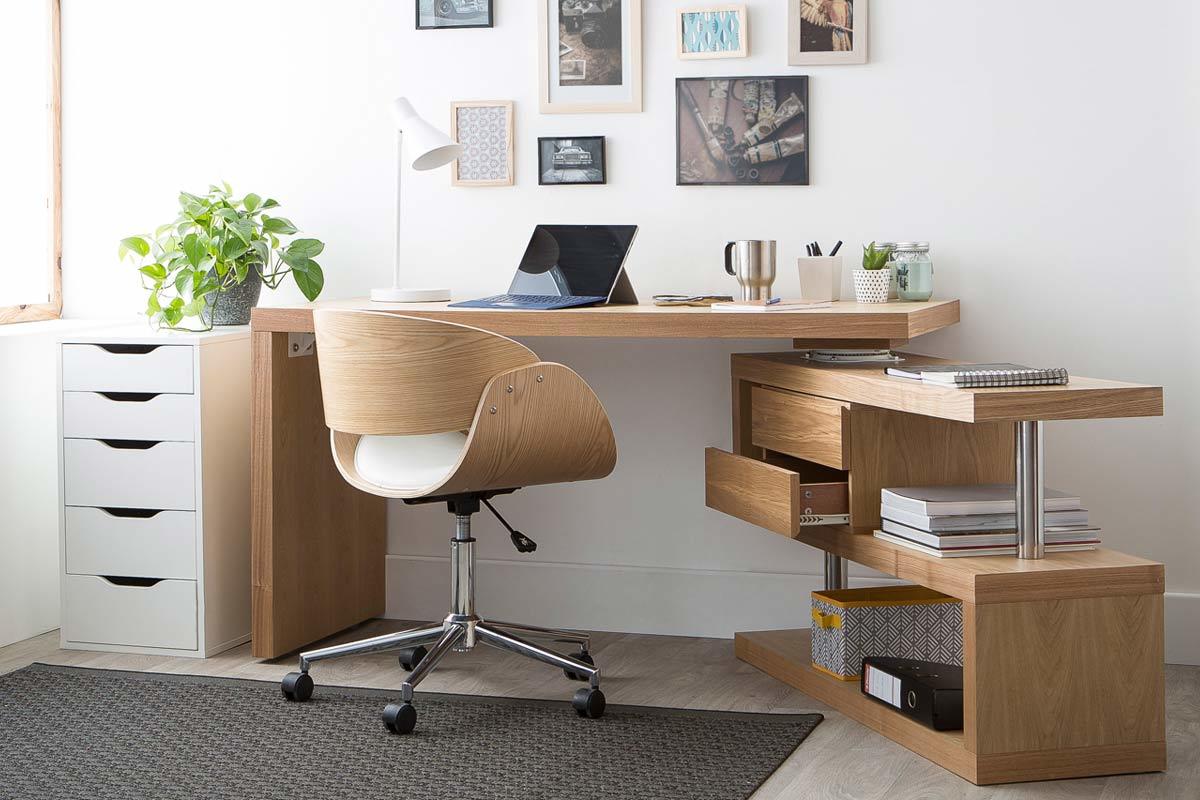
[886,363,1069,388]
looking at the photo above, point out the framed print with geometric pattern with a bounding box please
[449,101,514,186]
[676,5,748,60]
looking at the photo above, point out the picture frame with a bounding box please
[788,0,867,65]
[537,0,643,114]
[537,136,607,185]
[415,0,494,30]
[675,76,809,186]
[449,100,514,187]
[676,5,748,60]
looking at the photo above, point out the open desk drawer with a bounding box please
[704,448,848,537]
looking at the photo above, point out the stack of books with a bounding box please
[874,484,1100,558]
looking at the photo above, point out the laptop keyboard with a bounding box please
[448,294,608,310]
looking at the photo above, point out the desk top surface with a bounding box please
[251,297,960,340]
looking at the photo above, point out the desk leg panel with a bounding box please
[251,332,387,659]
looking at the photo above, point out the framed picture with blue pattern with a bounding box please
[449,101,514,186]
[676,5,748,60]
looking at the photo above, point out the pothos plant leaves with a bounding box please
[119,184,327,330]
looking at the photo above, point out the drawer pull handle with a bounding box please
[95,344,161,355]
[97,392,160,402]
[98,439,160,450]
[99,507,164,519]
[100,576,164,588]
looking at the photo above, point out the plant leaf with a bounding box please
[261,198,279,209]
[182,233,207,268]
[242,193,261,212]
[293,260,324,301]
[262,216,297,235]
[139,263,167,281]
[222,237,249,260]
[286,238,324,259]
[119,236,150,260]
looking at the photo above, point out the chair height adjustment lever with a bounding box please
[482,498,538,554]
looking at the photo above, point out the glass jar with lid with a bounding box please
[891,242,933,301]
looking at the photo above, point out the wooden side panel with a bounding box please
[731,376,762,459]
[847,407,1014,530]
[972,594,1165,756]
[751,386,850,469]
[251,332,387,659]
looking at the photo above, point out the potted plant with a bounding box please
[119,183,326,329]
[853,242,892,304]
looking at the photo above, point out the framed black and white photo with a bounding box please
[538,0,642,114]
[788,0,867,65]
[538,137,607,185]
[676,76,809,186]
[416,0,494,30]
[450,101,514,186]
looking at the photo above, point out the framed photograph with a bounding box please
[416,0,494,30]
[538,0,642,114]
[450,101,514,186]
[676,5,748,60]
[538,137,607,185]
[676,76,809,186]
[788,0,867,65]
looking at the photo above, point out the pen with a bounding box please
[830,240,843,257]
[805,244,813,257]
[813,242,822,257]
[766,297,781,305]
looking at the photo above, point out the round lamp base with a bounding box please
[370,286,451,303]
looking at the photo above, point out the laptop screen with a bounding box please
[508,225,637,298]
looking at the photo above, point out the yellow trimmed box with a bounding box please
[810,586,963,681]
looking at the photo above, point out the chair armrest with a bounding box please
[436,362,617,495]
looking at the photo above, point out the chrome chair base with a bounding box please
[279,505,604,734]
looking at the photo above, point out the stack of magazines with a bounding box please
[873,485,1100,558]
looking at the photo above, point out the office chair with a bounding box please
[280,309,617,734]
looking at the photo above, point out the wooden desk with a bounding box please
[249,299,961,659]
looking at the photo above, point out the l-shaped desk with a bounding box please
[249,297,1166,785]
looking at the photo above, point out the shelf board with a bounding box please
[786,526,1163,604]
[735,628,975,783]
[732,353,1163,423]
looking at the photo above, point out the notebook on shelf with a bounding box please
[886,363,1069,388]
[879,518,1100,550]
[880,505,1090,532]
[881,484,1081,517]
[710,299,832,313]
[873,530,1099,558]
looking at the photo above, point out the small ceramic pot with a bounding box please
[852,269,890,304]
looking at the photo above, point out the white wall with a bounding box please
[60,1,1199,661]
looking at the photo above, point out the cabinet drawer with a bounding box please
[705,448,848,537]
[64,507,197,580]
[63,439,195,510]
[751,386,850,469]
[63,575,197,651]
[61,343,194,394]
[62,391,195,442]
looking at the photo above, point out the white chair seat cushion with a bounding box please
[354,431,468,491]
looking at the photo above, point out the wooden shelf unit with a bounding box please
[710,352,1167,785]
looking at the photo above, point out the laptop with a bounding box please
[448,224,639,310]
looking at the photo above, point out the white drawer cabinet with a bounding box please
[58,326,251,658]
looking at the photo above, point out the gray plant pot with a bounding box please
[204,268,263,326]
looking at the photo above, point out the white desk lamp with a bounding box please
[371,97,464,303]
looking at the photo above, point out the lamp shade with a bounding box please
[392,96,464,171]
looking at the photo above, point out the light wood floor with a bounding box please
[3,620,1197,799]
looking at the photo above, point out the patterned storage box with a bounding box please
[810,586,963,680]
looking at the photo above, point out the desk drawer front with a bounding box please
[704,448,848,537]
[62,343,194,394]
[63,439,196,510]
[63,575,197,651]
[62,391,195,442]
[751,387,850,469]
[64,507,197,580]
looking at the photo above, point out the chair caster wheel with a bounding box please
[572,687,606,719]
[398,646,428,672]
[382,701,417,734]
[563,650,594,681]
[281,671,313,702]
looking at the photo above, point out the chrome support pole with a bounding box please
[451,514,475,618]
[298,624,445,672]
[823,553,847,590]
[1015,420,1046,559]
[476,623,601,690]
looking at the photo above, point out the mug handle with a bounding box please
[724,242,736,276]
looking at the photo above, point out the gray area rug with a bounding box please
[0,663,821,800]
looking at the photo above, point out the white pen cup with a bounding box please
[796,256,842,302]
